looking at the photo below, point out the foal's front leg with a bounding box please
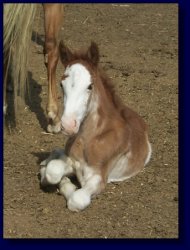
[60,172,104,212]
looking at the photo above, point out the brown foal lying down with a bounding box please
[40,41,152,212]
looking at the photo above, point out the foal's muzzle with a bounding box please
[61,116,78,136]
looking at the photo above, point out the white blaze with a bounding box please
[61,63,92,131]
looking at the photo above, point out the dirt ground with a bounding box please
[3,4,178,238]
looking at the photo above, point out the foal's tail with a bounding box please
[4,4,37,109]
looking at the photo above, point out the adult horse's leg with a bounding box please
[3,50,10,115]
[4,64,7,115]
[43,4,64,133]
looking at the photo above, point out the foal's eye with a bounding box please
[60,82,63,89]
[87,84,92,90]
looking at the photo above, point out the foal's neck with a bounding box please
[78,68,123,137]
[94,71,121,118]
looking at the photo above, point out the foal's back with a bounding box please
[107,104,151,182]
[95,72,151,182]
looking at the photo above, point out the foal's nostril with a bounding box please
[73,119,77,128]
[69,119,77,130]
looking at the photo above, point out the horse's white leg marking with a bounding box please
[40,159,73,185]
[67,189,91,212]
[59,177,77,200]
[67,174,102,212]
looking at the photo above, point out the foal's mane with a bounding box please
[97,67,147,132]
[97,67,124,112]
[99,69,117,98]
[71,49,121,105]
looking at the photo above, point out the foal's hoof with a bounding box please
[59,177,76,198]
[45,159,65,185]
[47,121,61,133]
[67,189,91,212]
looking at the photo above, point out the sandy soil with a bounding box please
[3,4,178,238]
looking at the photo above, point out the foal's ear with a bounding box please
[59,40,73,66]
[87,41,99,66]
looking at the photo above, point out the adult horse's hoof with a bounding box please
[47,121,61,133]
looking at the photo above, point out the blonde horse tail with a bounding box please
[4,4,37,112]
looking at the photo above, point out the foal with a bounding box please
[40,41,152,212]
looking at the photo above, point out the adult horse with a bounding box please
[3,3,64,133]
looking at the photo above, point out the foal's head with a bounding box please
[59,41,99,136]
